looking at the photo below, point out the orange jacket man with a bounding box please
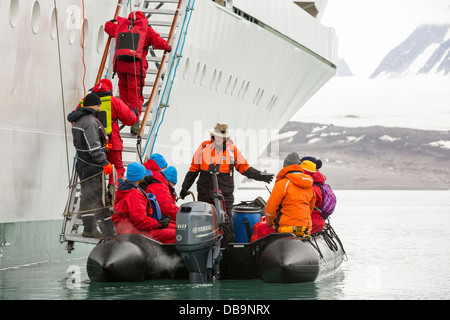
[180,124,273,216]
[180,123,274,246]
[265,153,316,237]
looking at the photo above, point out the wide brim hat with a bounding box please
[209,123,233,138]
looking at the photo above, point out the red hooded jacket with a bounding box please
[112,180,159,232]
[142,159,178,222]
[105,11,170,75]
[310,170,326,234]
[91,79,138,151]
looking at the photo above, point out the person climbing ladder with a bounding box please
[105,11,171,135]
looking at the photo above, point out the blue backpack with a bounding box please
[147,193,162,220]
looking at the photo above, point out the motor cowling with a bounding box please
[175,201,222,284]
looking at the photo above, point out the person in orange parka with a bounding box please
[105,11,171,134]
[301,156,326,234]
[112,162,174,244]
[91,79,138,186]
[265,153,316,237]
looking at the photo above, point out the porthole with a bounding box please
[268,96,278,110]
[230,76,238,96]
[242,81,249,99]
[257,89,264,105]
[183,57,190,80]
[200,64,206,86]
[215,70,222,91]
[96,25,105,53]
[80,18,88,48]
[237,79,245,98]
[50,7,57,39]
[194,61,201,84]
[225,74,232,94]
[267,95,275,110]
[31,1,41,34]
[253,88,260,104]
[210,68,217,90]
[68,11,76,44]
[9,0,19,28]
[272,97,278,110]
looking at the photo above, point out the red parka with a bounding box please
[142,159,178,222]
[311,170,326,234]
[112,179,175,243]
[104,11,170,75]
[112,180,159,231]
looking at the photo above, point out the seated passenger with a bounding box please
[139,165,179,226]
[301,156,326,234]
[264,153,316,237]
[112,162,175,244]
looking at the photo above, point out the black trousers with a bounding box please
[77,163,115,236]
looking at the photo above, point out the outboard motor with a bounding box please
[175,202,222,284]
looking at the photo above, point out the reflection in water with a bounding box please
[2,190,450,300]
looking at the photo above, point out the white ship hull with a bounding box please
[0,0,336,268]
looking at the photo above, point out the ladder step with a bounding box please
[145,79,163,87]
[121,132,149,139]
[123,145,138,153]
[142,8,178,15]
[147,68,160,75]
[146,0,179,3]
[63,233,101,245]
[147,56,166,63]
[150,20,174,27]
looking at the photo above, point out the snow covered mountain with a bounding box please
[370,24,450,78]
[336,57,353,76]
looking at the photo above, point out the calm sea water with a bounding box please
[1,190,450,301]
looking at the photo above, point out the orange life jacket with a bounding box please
[188,139,250,175]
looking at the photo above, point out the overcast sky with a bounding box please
[321,0,450,77]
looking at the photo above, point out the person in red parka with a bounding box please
[112,162,175,244]
[140,155,178,225]
[301,157,326,234]
[91,79,138,187]
[105,11,171,134]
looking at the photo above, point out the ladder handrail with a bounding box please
[95,0,124,86]
[138,0,184,139]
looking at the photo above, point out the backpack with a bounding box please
[314,182,337,220]
[114,15,148,63]
[147,193,162,220]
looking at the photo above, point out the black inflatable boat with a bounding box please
[86,199,346,284]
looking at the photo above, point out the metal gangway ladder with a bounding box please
[60,0,192,253]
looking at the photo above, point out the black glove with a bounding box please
[180,189,189,200]
[131,108,138,116]
[260,173,274,184]
[157,215,170,229]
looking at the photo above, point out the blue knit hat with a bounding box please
[126,162,146,182]
[164,166,177,184]
[150,153,168,170]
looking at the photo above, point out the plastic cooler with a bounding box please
[232,205,262,243]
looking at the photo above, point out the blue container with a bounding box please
[232,205,262,243]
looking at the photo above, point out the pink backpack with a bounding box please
[315,183,337,220]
